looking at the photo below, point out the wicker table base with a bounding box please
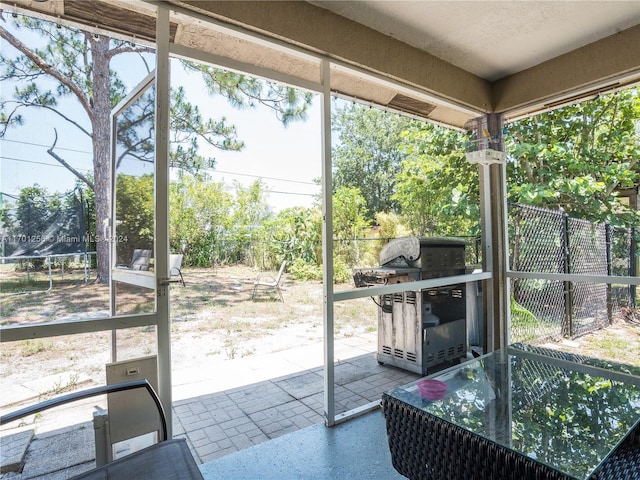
[382,394,640,480]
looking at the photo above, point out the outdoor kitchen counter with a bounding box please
[382,344,640,480]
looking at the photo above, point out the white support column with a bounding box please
[478,163,495,351]
[470,113,509,352]
[155,4,173,437]
[489,160,509,351]
[499,158,511,347]
[320,59,335,427]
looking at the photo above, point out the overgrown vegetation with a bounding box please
[0,13,313,283]
[1,12,638,286]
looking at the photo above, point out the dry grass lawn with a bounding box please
[1,263,639,409]
[0,264,377,407]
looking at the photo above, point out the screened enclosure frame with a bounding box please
[2,1,638,433]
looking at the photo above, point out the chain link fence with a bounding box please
[567,218,609,337]
[509,205,566,342]
[509,203,638,343]
[610,226,638,312]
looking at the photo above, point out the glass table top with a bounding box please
[386,344,640,480]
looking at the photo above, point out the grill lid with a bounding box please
[379,236,466,270]
[380,236,421,267]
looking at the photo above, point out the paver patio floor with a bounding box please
[0,332,421,478]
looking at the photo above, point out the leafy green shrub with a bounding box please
[288,257,352,284]
[289,257,322,281]
[333,259,352,284]
[257,207,322,270]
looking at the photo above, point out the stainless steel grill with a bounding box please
[354,236,467,375]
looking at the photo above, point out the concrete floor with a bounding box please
[199,409,406,480]
[1,332,420,479]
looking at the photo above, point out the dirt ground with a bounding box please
[0,265,378,408]
[1,264,639,409]
[540,313,640,367]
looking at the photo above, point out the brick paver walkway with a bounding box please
[171,332,419,463]
[1,332,420,478]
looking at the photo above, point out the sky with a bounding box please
[171,61,322,211]
[0,22,322,213]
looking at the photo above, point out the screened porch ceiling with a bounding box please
[9,0,640,129]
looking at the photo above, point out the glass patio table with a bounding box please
[382,344,640,480]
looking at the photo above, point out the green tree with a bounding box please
[8,185,51,261]
[259,206,322,273]
[331,102,478,236]
[114,174,154,266]
[225,180,271,265]
[169,86,243,170]
[393,124,478,236]
[375,211,410,240]
[506,88,640,225]
[183,61,314,126]
[0,17,154,281]
[169,174,232,267]
[14,185,51,235]
[1,14,313,282]
[333,186,370,270]
[332,102,416,218]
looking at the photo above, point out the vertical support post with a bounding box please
[109,102,116,361]
[155,4,173,438]
[490,159,510,351]
[47,255,53,291]
[562,212,572,337]
[479,164,494,352]
[93,410,110,467]
[79,190,87,284]
[475,113,508,353]
[320,59,335,427]
[631,227,637,308]
[605,223,613,323]
[111,330,117,363]
[630,190,638,308]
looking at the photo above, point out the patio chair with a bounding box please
[130,249,152,271]
[0,379,203,479]
[252,260,286,302]
[118,249,152,271]
[170,254,185,286]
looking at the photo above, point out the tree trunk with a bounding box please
[91,36,113,284]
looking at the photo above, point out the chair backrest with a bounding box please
[0,378,167,440]
[131,249,152,271]
[275,260,287,282]
[169,254,183,274]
